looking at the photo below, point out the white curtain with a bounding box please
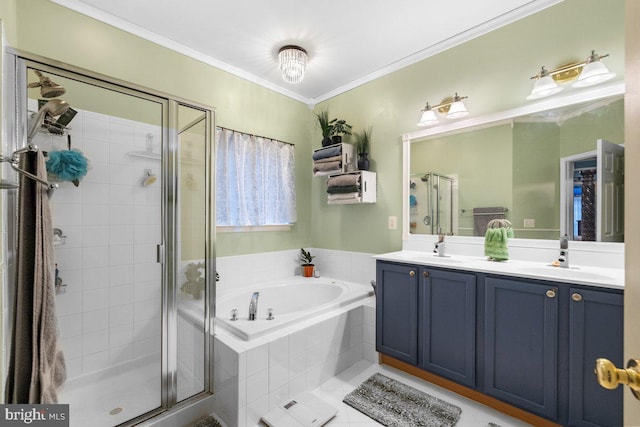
[216,128,297,226]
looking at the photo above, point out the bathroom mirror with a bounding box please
[404,84,625,242]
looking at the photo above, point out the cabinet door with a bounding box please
[376,262,418,365]
[484,277,558,419]
[420,268,476,387]
[568,288,623,427]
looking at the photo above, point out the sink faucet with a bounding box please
[434,234,446,257]
[248,292,259,320]
[558,235,569,268]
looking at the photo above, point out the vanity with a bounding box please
[378,75,627,425]
[374,252,623,426]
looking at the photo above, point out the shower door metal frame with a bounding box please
[6,50,216,425]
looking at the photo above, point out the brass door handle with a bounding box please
[409,270,415,277]
[423,271,429,277]
[595,358,640,400]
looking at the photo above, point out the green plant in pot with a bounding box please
[329,118,352,144]
[354,127,372,171]
[316,108,333,147]
[299,248,315,277]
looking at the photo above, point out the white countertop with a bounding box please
[374,251,624,290]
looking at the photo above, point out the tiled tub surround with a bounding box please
[212,300,376,427]
[196,249,377,427]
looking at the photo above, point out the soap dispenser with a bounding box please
[559,235,569,268]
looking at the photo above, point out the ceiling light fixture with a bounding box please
[417,93,469,127]
[527,50,615,100]
[278,45,307,84]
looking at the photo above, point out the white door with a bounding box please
[596,139,624,242]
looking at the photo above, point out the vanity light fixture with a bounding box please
[417,93,469,127]
[278,45,307,84]
[527,50,615,100]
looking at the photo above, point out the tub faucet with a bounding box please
[248,292,259,321]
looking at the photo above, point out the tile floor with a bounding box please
[264,360,533,427]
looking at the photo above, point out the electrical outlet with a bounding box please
[524,218,535,228]
[388,216,397,230]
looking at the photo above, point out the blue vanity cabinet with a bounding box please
[419,268,476,387]
[484,276,559,420]
[376,262,419,364]
[568,287,623,427]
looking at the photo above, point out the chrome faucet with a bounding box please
[559,235,569,268]
[248,292,259,321]
[434,234,446,257]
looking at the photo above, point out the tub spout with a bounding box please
[248,292,259,321]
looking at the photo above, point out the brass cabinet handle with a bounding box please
[409,270,415,277]
[595,358,640,400]
[423,271,429,277]
[571,293,583,302]
[546,289,557,298]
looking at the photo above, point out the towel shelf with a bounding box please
[326,170,376,204]
[312,143,355,176]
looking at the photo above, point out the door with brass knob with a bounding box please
[595,358,640,400]
[568,287,623,426]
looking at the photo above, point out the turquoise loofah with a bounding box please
[46,150,88,183]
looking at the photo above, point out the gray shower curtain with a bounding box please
[5,150,66,404]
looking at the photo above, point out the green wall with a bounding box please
[1,0,625,257]
[314,0,624,252]
[4,0,315,257]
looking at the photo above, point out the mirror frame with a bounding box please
[402,81,625,244]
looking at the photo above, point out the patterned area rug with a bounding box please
[343,373,462,427]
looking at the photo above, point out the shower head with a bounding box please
[141,169,157,187]
[28,70,66,98]
[27,99,70,141]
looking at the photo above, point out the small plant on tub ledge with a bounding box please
[299,248,315,277]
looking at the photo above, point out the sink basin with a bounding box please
[521,266,611,282]
[429,255,463,263]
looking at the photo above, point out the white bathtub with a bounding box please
[178,277,372,341]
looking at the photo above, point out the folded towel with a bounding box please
[327,185,360,194]
[314,155,342,164]
[326,174,360,187]
[484,227,513,261]
[313,160,341,173]
[328,197,361,205]
[328,192,361,201]
[312,145,341,161]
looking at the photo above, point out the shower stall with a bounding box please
[2,53,215,426]
[409,172,457,235]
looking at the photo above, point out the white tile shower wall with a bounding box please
[213,303,377,427]
[29,102,163,380]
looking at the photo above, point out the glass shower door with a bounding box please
[21,65,165,426]
[7,57,215,427]
[175,104,211,402]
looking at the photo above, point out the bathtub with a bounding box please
[178,277,372,341]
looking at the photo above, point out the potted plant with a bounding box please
[315,108,333,147]
[299,248,315,277]
[354,127,372,171]
[329,118,352,144]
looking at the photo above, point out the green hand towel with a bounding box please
[484,227,511,261]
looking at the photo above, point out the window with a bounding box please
[215,128,296,229]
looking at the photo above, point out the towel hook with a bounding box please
[0,144,58,192]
